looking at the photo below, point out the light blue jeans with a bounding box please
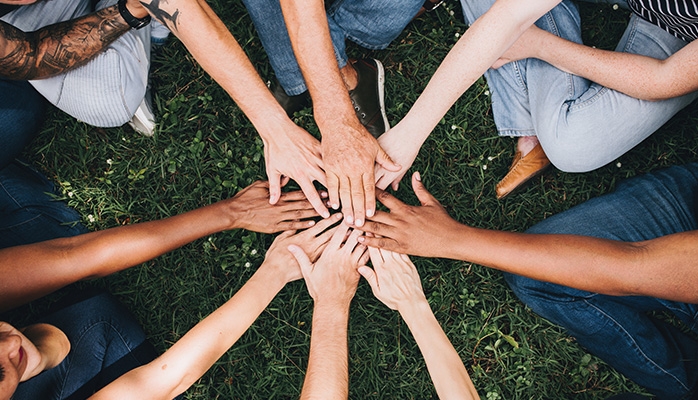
[242,0,423,96]
[460,0,698,172]
[505,163,698,399]
[2,0,151,127]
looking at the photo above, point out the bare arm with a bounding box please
[494,25,698,101]
[0,0,146,80]
[361,173,698,304]
[139,0,329,216]
[289,223,367,399]
[89,218,342,400]
[279,0,400,228]
[359,249,478,399]
[0,182,318,311]
[374,0,559,190]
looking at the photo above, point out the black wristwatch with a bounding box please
[117,0,151,29]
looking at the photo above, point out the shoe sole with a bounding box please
[374,59,389,131]
[496,164,551,200]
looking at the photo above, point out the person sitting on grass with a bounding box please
[359,167,698,399]
[287,226,479,399]
[374,0,698,199]
[0,177,326,399]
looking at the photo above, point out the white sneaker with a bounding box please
[128,95,156,137]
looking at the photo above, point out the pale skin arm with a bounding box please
[138,0,329,216]
[289,223,367,400]
[0,0,147,80]
[360,172,698,304]
[90,216,343,400]
[279,0,400,227]
[493,25,698,101]
[0,181,318,311]
[374,0,560,189]
[359,248,479,399]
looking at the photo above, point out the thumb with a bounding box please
[375,147,401,172]
[411,172,438,206]
[358,266,379,292]
[288,244,312,275]
[268,171,282,204]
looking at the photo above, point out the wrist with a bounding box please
[118,0,151,28]
[397,297,432,324]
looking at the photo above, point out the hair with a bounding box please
[0,364,5,382]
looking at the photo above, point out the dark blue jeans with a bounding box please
[0,78,47,170]
[0,160,87,249]
[505,164,698,399]
[12,290,157,400]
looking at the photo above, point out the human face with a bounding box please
[0,322,39,400]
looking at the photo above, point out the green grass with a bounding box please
[16,0,698,398]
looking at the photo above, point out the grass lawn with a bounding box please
[14,0,698,398]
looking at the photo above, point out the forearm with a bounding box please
[0,201,236,311]
[0,5,137,80]
[91,265,287,399]
[400,0,557,135]
[279,0,356,131]
[446,225,698,302]
[400,300,478,400]
[301,302,350,400]
[140,0,292,140]
[531,29,698,100]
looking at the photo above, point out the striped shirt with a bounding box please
[628,0,698,42]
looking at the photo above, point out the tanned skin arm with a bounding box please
[0,0,147,80]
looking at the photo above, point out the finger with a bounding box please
[276,219,317,231]
[375,147,401,172]
[303,212,343,237]
[363,173,376,220]
[268,172,283,205]
[298,180,330,218]
[375,188,407,211]
[280,176,291,187]
[339,176,354,225]
[328,222,351,251]
[327,173,340,211]
[359,217,394,238]
[282,208,321,222]
[357,246,370,265]
[342,227,364,254]
[361,236,401,253]
[411,172,440,207]
[391,180,399,191]
[367,245,385,267]
[278,189,312,202]
[288,244,313,276]
[350,177,366,227]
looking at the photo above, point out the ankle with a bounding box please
[516,136,539,157]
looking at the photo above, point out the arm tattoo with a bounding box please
[141,0,180,34]
[0,5,131,80]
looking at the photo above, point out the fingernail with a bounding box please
[366,209,374,217]
[335,213,343,220]
[346,215,354,224]
[308,220,316,226]
[355,219,363,227]
[358,236,365,242]
[415,171,421,182]
[332,203,339,210]
[320,192,328,198]
[322,211,330,218]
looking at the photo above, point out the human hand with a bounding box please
[260,213,344,283]
[261,122,330,218]
[223,181,319,234]
[359,172,462,258]
[320,119,400,227]
[374,124,420,191]
[289,222,368,306]
[358,247,427,311]
[491,25,544,69]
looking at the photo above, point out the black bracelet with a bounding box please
[117,0,151,30]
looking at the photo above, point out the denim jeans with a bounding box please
[504,163,698,399]
[0,79,46,170]
[11,290,157,400]
[242,0,423,96]
[0,160,87,249]
[460,0,698,172]
[2,0,150,127]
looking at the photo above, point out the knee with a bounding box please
[542,136,612,173]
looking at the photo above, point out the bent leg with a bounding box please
[0,80,47,169]
[506,164,698,399]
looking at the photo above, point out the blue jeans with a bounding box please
[505,163,698,399]
[0,79,47,170]
[242,0,422,95]
[460,0,698,172]
[11,290,157,400]
[0,160,87,249]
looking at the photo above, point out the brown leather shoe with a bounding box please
[496,143,551,199]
